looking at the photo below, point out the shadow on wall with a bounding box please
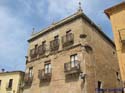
[39,80,51,87]
[65,73,79,82]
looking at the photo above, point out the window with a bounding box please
[119,29,125,43]
[34,44,38,52]
[35,44,38,49]
[45,63,51,74]
[66,30,71,39]
[30,44,38,57]
[116,72,120,81]
[54,35,59,40]
[0,80,1,87]
[42,41,46,45]
[70,54,78,67]
[98,81,102,89]
[97,81,104,93]
[66,30,71,34]
[122,88,125,93]
[29,67,33,77]
[8,79,13,88]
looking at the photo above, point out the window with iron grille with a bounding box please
[30,44,38,58]
[38,41,46,55]
[29,67,33,77]
[50,35,59,51]
[62,30,74,47]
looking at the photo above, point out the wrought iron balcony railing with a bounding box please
[38,69,52,81]
[119,29,125,44]
[50,39,59,51]
[24,73,33,86]
[30,48,38,58]
[38,44,46,55]
[64,60,80,75]
[62,33,74,47]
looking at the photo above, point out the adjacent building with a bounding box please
[0,71,24,93]
[104,2,125,86]
[23,9,122,93]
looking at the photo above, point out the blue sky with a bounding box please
[0,0,122,71]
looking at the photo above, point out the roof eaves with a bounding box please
[81,13,115,48]
[104,2,125,18]
[28,11,115,48]
[28,11,83,42]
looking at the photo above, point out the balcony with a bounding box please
[38,69,52,82]
[64,60,81,75]
[119,29,125,44]
[30,48,38,59]
[50,39,59,51]
[24,73,33,86]
[38,44,46,55]
[62,33,74,47]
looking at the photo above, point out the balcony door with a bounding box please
[29,67,33,77]
[70,54,78,68]
[45,63,51,74]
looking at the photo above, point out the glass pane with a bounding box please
[45,64,48,74]
[29,68,33,77]
[75,55,78,60]
[71,56,74,61]
[49,64,51,73]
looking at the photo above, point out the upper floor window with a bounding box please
[24,68,33,85]
[35,44,38,49]
[70,54,78,67]
[64,54,80,74]
[42,41,46,46]
[50,35,60,51]
[30,44,38,58]
[35,44,38,53]
[66,30,71,35]
[8,79,13,88]
[54,35,59,40]
[45,62,51,74]
[119,29,125,44]
[62,30,74,47]
[29,67,33,77]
